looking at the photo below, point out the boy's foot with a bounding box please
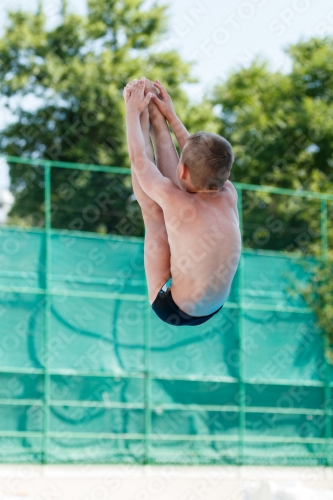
[144,78,159,98]
[125,80,150,135]
[143,79,164,123]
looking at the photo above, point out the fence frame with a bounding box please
[0,154,332,465]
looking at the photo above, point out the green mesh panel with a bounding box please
[0,404,43,432]
[0,437,43,463]
[150,380,239,406]
[47,438,145,464]
[149,307,239,378]
[0,292,45,368]
[49,295,145,372]
[242,310,324,381]
[0,226,331,466]
[149,439,239,465]
[49,375,144,403]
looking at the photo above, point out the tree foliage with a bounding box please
[0,0,215,234]
[212,37,333,190]
[295,252,333,362]
[211,37,333,254]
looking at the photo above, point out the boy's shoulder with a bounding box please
[163,179,238,207]
[223,179,237,193]
[222,180,238,202]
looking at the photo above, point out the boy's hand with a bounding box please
[151,80,175,121]
[124,78,153,115]
[123,83,131,102]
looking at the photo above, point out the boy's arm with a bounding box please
[167,113,190,151]
[151,80,190,151]
[125,80,178,206]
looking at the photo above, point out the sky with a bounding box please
[0,0,333,188]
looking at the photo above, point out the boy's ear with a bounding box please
[180,163,188,179]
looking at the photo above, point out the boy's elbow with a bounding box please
[130,151,147,170]
[128,151,136,164]
[128,147,140,165]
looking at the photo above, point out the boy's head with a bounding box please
[179,132,234,191]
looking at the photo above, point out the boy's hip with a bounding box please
[151,283,223,327]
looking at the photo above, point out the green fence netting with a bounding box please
[0,156,332,466]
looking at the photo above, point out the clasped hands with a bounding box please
[123,77,175,121]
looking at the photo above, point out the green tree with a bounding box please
[295,252,333,362]
[211,37,333,254]
[290,172,333,363]
[0,0,216,235]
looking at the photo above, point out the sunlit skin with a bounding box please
[124,77,241,317]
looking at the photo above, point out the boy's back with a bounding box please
[163,179,241,316]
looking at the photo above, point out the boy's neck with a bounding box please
[186,187,221,195]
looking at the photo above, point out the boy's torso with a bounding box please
[163,181,241,317]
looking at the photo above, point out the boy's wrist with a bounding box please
[166,110,178,123]
[126,108,140,119]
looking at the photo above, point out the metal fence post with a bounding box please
[237,188,245,465]
[320,199,331,465]
[144,247,151,464]
[43,163,51,464]
[321,199,328,262]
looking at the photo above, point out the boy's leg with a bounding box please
[125,80,158,215]
[128,101,171,304]
[132,181,171,306]
[144,81,180,185]
[143,211,171,304]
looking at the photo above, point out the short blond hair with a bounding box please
[181,132,234,190]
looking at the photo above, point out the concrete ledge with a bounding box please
[0,465,333,500]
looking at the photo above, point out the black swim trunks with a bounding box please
[151,282,223,327]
